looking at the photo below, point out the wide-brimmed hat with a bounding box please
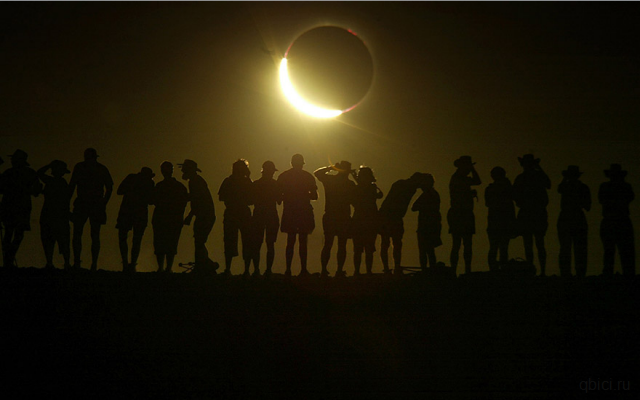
[333,160,354,172]
[453,155,475,168]
[50,159,70,174]
[562,165,583,178]
[178,159,201,172]
[518,153,540,166]
[140,167,155,178]
[604,163,627,178]
[262,160,278,172]
[8,149,29,166]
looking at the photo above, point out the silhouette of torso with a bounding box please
[484,178,515,234]
[218,175,252,215]
[152,177,189,226]
[118,174,155,218]
[513,170,550,211]
[277,168,317,210]
[558,179,591,227]
[0,166,41,222]
[379,179,417,221]
[252,176,280,216]
[599,181,634,219]
[317,174,355,217]
[413,188,441,233]
[189,175,215,219]
[70,161,113,205]
[40,175,70,224]
[449,171,477,211]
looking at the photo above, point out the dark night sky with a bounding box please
[1,2,639,274]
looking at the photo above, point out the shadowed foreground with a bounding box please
[1,269,638,399]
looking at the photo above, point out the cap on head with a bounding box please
[50,159,70,174]
[8,149,29,166]
[262,160,278,173]
[291,153,305,167]
[84,148,99,160]
[334,160,353,173]
[140,167,155,179]
[178,159,201,173]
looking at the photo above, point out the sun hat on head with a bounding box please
[140,167,155,178]
[562,165,583,178]
[518,153,540,167]
[454,155,475,168]
[604,163,627,179]
[8,149,29,166]
[178,159,202,172]
[50,159,70,174]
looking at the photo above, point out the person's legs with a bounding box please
[522,233,534,265]
[534,233,547,276]
[498,237,510,266]
[72,216,88,268]
[299,233,309,274]
[320,233,334,275]
[3,224,17,267]
[380,234,391,273]
[392,234,403,270]
[450,234,462,271]
[41,224,55,267]
[118,228,129,269]
[285,233,296,275]
[353,238,363,275]
[337,235,348,274]
[558,226,572,277]
[462,234,473,274]
[89,221,102,271]
[619,221,636,276]
[487,233,499,272]
[574,230,588,278]
[130,224,145,271]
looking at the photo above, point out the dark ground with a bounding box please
[1,268,638,399]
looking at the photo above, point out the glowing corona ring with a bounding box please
[279,58,343,118]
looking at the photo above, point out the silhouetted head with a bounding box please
[490,166,507,181]
[408,172,426,186]
[160,161,173,178]
[50,160,70,177]
[178,159,201,180]
[518,154,540,170]
[291,154,305,169]
[261,160,278,177]
[84,148,99,162]
[454,155,475,173]
[356,166,376,184]
[333,160,353,176]
[140,167,155,180]
[604,164,627,180]
[420,173,435,189]
[8,149,29,167]
[232,159,250,177]
[562,165,583,180]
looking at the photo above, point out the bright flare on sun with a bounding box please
[279,58,343,119]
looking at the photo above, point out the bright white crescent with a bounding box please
[279,58,343,119]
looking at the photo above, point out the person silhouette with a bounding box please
[484,166,516,272]
[352,166,383,275]
[69,148,113,271]
[557,166,591,278]
[151,161,189,273]
[0,149,42,268]
[180,159,216,272]
[411,173,442,272]
[379,172,426,274]
[599,164,635,276]
[116,167,155,273]
[276,154,318,277]
[314,161,356,277]
[250,161,281,277]
[448,156,481,275]
[513,154,551,276]
[37,160,72,270]
[218,159,253,276]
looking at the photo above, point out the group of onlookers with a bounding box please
[0,149,635,277]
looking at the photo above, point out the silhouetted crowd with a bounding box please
[0,149,635,277]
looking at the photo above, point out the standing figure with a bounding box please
[557,166,591,278]
[277,154,318,276]
[484,166,516,272]
[0,150,42,268]
[599,164,635,276]
[116,167,155,273]
[37,160,72,269]
[448,156,481,275]
[513,154,551,276]
[379,172,426,274]
[352,166,383,275]
[151,161,189,273]
[180,159,216,271]
[218,159,253,276]
[69,148,113,271]
[250,161,281,277]
[411,173,442,272]
[314,161,356,277]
